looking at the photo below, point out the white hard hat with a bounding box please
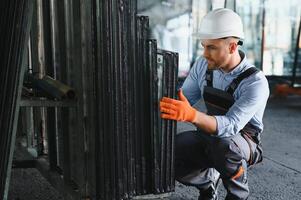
[194,8,244,40]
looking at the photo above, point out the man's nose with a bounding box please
[203,48,209,59]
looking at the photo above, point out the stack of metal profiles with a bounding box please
[0,0,178,199]
[0,0,33,199]
[94,1,178,199]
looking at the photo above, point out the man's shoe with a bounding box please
[198,185,218,200]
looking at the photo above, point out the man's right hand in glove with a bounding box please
[159,89,218,135]
[160,90,197,122]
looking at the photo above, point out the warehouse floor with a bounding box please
[8,95,301,200]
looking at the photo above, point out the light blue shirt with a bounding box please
[182,51,270,138]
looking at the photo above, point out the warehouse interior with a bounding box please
[1,0,301,199]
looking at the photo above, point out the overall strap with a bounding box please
[226,67,259,95]
[205,69,213,87]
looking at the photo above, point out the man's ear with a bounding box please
[229,42,238,54]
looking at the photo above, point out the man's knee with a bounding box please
[209,138,244,179]
[175,131,208,179]
[175,131,205,160]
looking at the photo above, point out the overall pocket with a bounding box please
[241,132,263,166]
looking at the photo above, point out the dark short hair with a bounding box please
[221,37,243,46]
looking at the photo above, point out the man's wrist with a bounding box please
[192,112,217,135]
[190,109,198,123]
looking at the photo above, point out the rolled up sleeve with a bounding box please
[182,59,207,105]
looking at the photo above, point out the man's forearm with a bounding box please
[192,111,217,135]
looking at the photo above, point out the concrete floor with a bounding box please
[8,95,301,199]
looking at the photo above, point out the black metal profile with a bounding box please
[156,49,178,193]
[136,15,150,195]
[0,0,33,199]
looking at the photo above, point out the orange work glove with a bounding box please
[160,89,197,122]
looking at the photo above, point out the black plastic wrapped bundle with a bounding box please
[93,2,179,198]
[94,0,137,199]
[94,4,178,197]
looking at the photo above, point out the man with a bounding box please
[160,8,269,200]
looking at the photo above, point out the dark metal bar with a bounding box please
[79,0,98,198]
[118,0,136,198]
[291,15,301,86]
[135,15,143,195]
[66,0,86,196]
[123,0,134,198]
[48,0,63,172]
[114,1,126,198]
[156,49,178,194]
[109,0,117,198]
[156,50,164,193]
[129,1,138,197]
[60,0,73,192]
[170,52,178,191]
[136,15,150,195]
[234,0,237,12]
[27,0,43,158]
[95,0,112,198]
[54,0,68,184]
[224,0,227,8]
[34,0,48,157]
[165,52,171,192]
[20,98,77,107]
[260,0,266,71]
[0,0,34,199]
[148,39,160,193]
[93,0,105,198]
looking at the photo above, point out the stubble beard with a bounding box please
[207,62,219,70]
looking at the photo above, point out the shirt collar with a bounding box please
[218,50,248,75]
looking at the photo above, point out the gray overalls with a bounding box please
[175,67,263,200]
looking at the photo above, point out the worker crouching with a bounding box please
[160,8,269,200]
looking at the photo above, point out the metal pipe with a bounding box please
[26,74,76,99]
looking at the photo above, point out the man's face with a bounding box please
[201,39,232,70]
